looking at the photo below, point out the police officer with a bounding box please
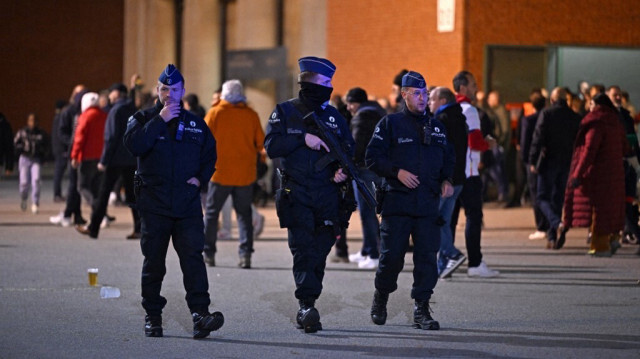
[264,56,355,333]
[366,71,454,330]
[123,64,224,339]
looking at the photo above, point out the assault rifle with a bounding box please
[297,104,377,209]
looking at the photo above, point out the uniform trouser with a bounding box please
[375,214,440,301]
[63,163,83,222]
[286,185,339,300]
[526,166,549,232]
[87,165,140,236]
[437,184,463,273]
[451,176,484,268]
[53,154,67,198]
[536,165,569,241]
[354,170,381,259]
[18,155,41,205]
[204,183,254,257]
[140,211,210,316]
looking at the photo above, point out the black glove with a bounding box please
[569,177,580,189]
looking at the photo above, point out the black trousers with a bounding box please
[286,184,339,300]
[63,164,83,223]
[375,214,440,301]
[88,165,139,236]
[140,211,211,316]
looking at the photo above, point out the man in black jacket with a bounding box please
[344,87,386,269]
[529,87,581,249]
[428,86,468,279]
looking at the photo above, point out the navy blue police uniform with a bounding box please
[366,71,454,329]
[123,65,222,338]
[264,57,355,333]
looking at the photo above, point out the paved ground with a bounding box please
[0,170,639,358]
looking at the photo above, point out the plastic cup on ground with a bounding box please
[88,268,98,286]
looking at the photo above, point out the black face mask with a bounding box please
[299,82,333,111]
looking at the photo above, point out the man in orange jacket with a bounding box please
[203,79,265,269]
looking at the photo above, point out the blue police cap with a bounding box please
[401,71,426,89]
[298,56,336,79]
[158,64,184,86]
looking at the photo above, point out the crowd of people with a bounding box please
[0,56,639,338]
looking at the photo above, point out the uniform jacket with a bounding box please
[529,101,581,171]
[264,98,355,189]
[14,125,49,161]
[435,103,467,186]
[563,105,625,234]
[204,99,265,186]
[365,108,454,217]
[100,99,137,167]
[350,101,386,168]
[123,101,217,218]
[71,106,107,162]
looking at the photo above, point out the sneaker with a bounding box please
[348,251,367,263]
[192,311,224,339]
[588,249,612,257]
[358,256,379,269]
[296,299,321,333]
[329,254,349,263]
[144,315,163,337]
[238,255,251,269]
[467,261,499,278]
[50,212,72,227]
[100,215,115,229]
[253,213,265,240]
[31,204,39,214]
[204,254,215,267]
[217,228,231,240]
[528,230,546,240]
[554,223,567,249]
[440,254,466,279]
[610,237,621,255]
[108,191,117,206]
[126,232,141,240]
[20,199,27,211]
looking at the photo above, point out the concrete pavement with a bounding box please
[0,173,639,358]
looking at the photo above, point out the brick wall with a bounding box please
[327,0,640,101]
[465,0,640,90]
[327,0,465,102]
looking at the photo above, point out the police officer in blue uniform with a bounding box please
[366,71,454,330]
[123,64,224,339]
[265,56,355,333]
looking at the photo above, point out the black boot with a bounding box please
[192,311,224,339]
[296,299,321,333]
[370,290,388,325]
[413,300,439,330]
[144,315,163,337]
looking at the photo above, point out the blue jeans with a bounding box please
[203,183,254,257]
[437,184,463,273]
[353,169,381,259]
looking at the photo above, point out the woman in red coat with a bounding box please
[562,94,625,256]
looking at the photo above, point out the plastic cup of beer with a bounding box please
[88,268,99,286]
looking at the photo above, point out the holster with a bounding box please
[133,172,143,199]
[275,187,295,228]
